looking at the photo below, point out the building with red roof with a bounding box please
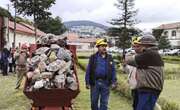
[64,32,97,51]
[7,20,46,48]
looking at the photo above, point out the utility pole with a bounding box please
[33,0,37,40]
[13,0,17,48]
[7,4,10,42]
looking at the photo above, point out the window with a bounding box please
[164,31,168,36]
[172,30,176,36]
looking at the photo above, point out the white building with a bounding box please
[156,22,180,48]
[65,33,96,51]
[3,17,45,48]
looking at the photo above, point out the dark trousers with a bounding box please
[90,80,110,110]
[132,89,138,110]
[136,91,159,110]
[2,64,8,76]
[9,63,13,72]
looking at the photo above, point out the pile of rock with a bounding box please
[26,34,78,91]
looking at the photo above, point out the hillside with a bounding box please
[64,20,108,30]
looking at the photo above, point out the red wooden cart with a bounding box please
[23,45,80,110]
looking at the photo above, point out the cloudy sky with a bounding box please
[1,0,180,31]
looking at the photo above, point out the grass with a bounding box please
[78,59,89,66]
[164,63,180,72]
[0,74,31,110]
[161,80,180,105]
[77,51,94,57]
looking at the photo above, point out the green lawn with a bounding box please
[162,62,180,105]
[164,63,180,72]
[0,74,31,110]
[77,51,94,57]
[161,80,180,105]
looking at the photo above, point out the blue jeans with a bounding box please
[132,89,138,110]
[90,80,110,110]
[136,91,159,110]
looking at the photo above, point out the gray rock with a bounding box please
[54,74,66,88]
[36,47,50,55]
[31,56,41,65]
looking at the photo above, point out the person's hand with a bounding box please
[111,83,117,90]
[86,84,90,89]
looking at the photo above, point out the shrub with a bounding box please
[158,98,179,110]
[78,56,89,59]
[163,56,180,63]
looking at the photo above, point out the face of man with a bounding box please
[133,44,144,54]
[98,45,107,54]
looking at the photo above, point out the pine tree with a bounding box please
[108,0,138,58]
[158,35,171,49]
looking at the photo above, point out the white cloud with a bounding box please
[136,0,180,23]
[1,0,180,31]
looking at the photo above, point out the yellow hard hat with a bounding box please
[132,35,158,46]
[96,38,107,47]
[132,36,141,45]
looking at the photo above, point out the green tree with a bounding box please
[158,35,171,49]
[0,6,11,17]
[152,29,164,41]
[37,16,67,35]
[10,0,55,38]
[15,16,33,25]
[108,27,141,48]
[109,0,138,58]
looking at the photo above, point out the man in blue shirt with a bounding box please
[85,38,117,110]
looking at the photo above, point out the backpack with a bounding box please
[17,52,27,66]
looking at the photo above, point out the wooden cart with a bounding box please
[24,45,80,110]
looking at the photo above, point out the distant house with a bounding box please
[65,33,96,51]
[0,16,45,49]
[7,20,46,48]
[156,22,180,48]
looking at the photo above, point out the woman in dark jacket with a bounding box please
[1,48,10,76]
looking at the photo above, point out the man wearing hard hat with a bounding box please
[124,35,164,110]
[85,38,117,110]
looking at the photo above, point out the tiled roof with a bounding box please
[9,21,46,36]
[156,22,180,29]
[78,38,96,43]
[66,33,96,43]
[66,33,79,41]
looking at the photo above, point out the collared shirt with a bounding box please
[85,52,116,85]
[95,53,107,78]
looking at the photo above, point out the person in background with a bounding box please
[0,48,10,76]
[124,35,164,110]
[8,48,13,73]
[15,44,29,89]
[13,47,19,74]
[0,50,2,74]
[85,38,117,110]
